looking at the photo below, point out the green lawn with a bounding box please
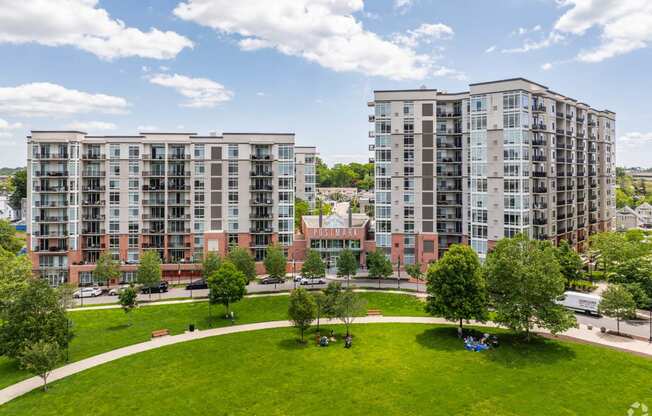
[0,292,426,389]
[2,324,650,415]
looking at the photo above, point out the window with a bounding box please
[375,102,390,118]
[228,178,238,189]
[128,145,139,159]
[129,161,139,176]
[228,160,238,176]
[194,144,205,159]
[129,179,139,190]
[471,115,487,130]
[109,179,119,190]
[470,96,487,112]
[194,162,205,175]
[109,221,119,233]
[228,192,238,203]
[278,145,293,160]
[227,144,238,159]
[109,192,120,204]
[110,161,120,176]
[403,101,414,116]
[109,144,120,159]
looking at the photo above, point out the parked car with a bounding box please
[185,279,208,290]
[140,281,169,294]
[73,287,102,298]
[293,275,303,283]
[300,277,326,285]
[108,284,131,296]
[260,276,284,285]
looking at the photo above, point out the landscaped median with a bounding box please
[0,292,427,390]
[1,323,651,415]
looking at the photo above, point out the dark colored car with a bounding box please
[141,281,169,294]
[260,276,284,285]
[185,279,208,290]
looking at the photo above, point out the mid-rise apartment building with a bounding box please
[369,78,616,264]
[27,131,313,286]
[294,146,318,208]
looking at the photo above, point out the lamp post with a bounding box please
[292,258,296,290]
[397,256,401,290]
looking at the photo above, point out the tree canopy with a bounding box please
[316,159,374,190]
[137,251,162,289]
[202,252,222,281]
[366,250,393,279]
[599,285,636,334]
[0,219,24,254]
[426,244,487,332]
[264,244,287,279]
[227,246,257,282]
[208,261,247,315]
[555,240,584,284]
[94,252,120,287]
[484,234,576,340]
[287,288,316,342]
[336,248,358,283]
[301,249,326,279]
[8,169,26,212]
[0,247,32,314]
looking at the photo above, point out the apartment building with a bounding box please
[27,131,311,286]
[369,78,616,264]
[294,146,318,208]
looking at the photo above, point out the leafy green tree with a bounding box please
[301,249,326,279]
[426,244,488,334]
[484,234,577,340]
[208,261,247,317]
[295,198,310,230]
[118,286,139,326]
[312,291,326,332]
[322,281,342,319]
[0,279,70,358]
[623,282,651,309]
[137,251,162,300]
[287,288,316,342]
[405,263,423,282]
[264,244,287,280]
[202,251,222,280]
[8,169,26,213]
[589,232,628,278]
[19,340,64,392]
[0,247,31,314]
[227,246,257,283]
[367,250,393,280]
[555,240,584,284]
[612,257,652,303]
[55,283,76,310]
[0,219,24,254]
[94,252,120,290]
[599,285,637,335]
[336,248,358,287]
[334,288,367,336]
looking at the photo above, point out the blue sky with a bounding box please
[0,0,651,167]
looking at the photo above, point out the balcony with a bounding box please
[34,153,69,160]
[251,154,273,161]
[249,213,273,220]
[533,202,548,209]
[143,200,166,206]
[531,104,546,113]
[533,217,548,225]
[250,227,273,234]
[250,170,273,177]
[532,155,546,162]
[143,184,166,192]
[250,184,274,192]
[142,228,165,234]
[167,184,191,191]
[436,111,462,118]
[82,214,105,221]
[169,154,190,160]
[168,214,191,220]
[532,171,547,178]
[33,186,68,193]
[82,171,106,177]
[143,154,165,160]
[532,138,546,146]
[34,245,68,253]
[81,228,105,234]
[34,200,68,208]
[34,216,69,223]
[167,171,191,178]
[82,185,105,192]
[368,115,375,123]
[34,171,69,177]
[81,199,105,206]
[436,157,462,164]
[533,186,548,193]
[167,228,192,234]
[167,199,191,206]
[81,153,105,160]
[250,199,273,206]
[142,171,166,177]
[33,231,69,238]
[532,123,547,131]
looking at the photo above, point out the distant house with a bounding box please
[0,195,15,221]
[615,206,643,231]
[635,202,652,228]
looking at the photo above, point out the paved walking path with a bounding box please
[1,316,650,406]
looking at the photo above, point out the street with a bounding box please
[73,276,652,340]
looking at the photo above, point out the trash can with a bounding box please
[189,324,195,332]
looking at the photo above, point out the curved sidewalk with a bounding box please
[1,316,651,406]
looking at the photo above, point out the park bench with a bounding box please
[367,309,382,316]
[151,329,170,338]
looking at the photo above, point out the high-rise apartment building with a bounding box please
[27,131,314,286]
[369,78,615,264]
[294,146,318,208]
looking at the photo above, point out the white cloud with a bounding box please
[173,0,458,81]
[256,92,265,96]
[148,73,234,108]
[541,62,553,70]
[554,0,652,62]
[512,24,542,36]
[501,31,565,53]
[137,125,158,131]
[65,121,117,131]
[485,45,496,53]
[394,0,414,14]
[617,132,652,167]
[0,0,193,60]
[0,82,129,117]
[0,118,22,130]
[392,23,454,48]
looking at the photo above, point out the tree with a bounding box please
[334,288,367,336]
[426,245,488,335]
[8,169,26,213]
[227,246,256,282]
[322,281,342,319]
[287,288,316,342]
[295,198,310,230]
[612,257,652,304]
[336,248,358,287]
[94,252,120,290]
[555,240,584,284]
[208,261,247,317]
[137,251,162,300]
[0,247,31,314]
[19,340,64,392]
[301,249,326,279]
[118,286,139,326]
[623,282,651,309]
[0,219,24,254]
[366,250,393,284]
[599,285,636,335]
[202,251,222,280]
[405,263,424,287]
[55,283,77,310]
[484,234,577,341]
[0,279,70,359]
[264,244,287,280]
[312,291,326,332]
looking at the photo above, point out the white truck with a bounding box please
[557,291,602,316]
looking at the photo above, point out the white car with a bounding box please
[300,277,326,285]
[73,287,103,298]
[108,284,131,296]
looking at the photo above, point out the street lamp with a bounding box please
[397,256,401,290]
[292,259,296,290]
